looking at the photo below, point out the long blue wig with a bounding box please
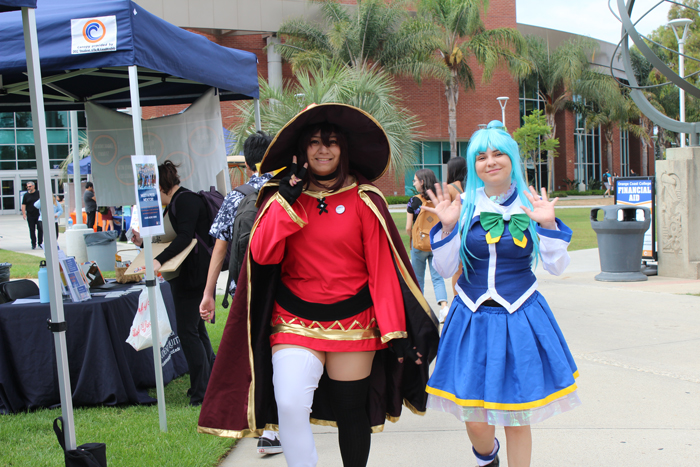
[459,120,540,276]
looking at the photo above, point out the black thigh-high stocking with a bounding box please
[328,377,371,467]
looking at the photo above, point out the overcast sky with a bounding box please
[516,0,672,45]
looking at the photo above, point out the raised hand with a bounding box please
[520,186,557,230]
[423,182,462,235]
[279,156,308,205]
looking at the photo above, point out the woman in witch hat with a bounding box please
[198,104,439,467]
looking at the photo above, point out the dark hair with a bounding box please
[447,157,467,185]
[414,168,438,198]
[244,131,273,169]
[158,160,181,194]
[85,182,93,189]
[296,122,349,192]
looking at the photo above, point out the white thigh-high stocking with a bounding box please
[272,348,324,467]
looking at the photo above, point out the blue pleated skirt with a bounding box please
[426,291,580,426]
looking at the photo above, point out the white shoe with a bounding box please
[437,306,449,324]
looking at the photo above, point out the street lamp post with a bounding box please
[576,127,586,191]
[669,18,693,148]
[497,97,509,129]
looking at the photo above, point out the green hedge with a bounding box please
[385,195,411,205]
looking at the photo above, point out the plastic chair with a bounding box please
[0,280,40,301]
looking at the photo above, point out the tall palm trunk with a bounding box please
[445,74,459,159]
[544,109,557,192]
[605,127,614,176]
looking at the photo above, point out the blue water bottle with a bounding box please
[38,260,49,303]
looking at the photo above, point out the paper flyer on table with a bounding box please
[131,155,164,237]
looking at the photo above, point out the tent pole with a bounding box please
[22,6,76,450]
[254,98,261,131]
[70,111,84,227]
[128,65,167,433]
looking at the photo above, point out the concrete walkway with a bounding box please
[219,250,700,467]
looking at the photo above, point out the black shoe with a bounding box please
[257,436,283,455]
[485,454,500,466]
[31,246,36,250]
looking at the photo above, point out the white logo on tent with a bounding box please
[71,16,117,54]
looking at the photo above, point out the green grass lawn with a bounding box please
[0,246,130,280]
[390,207,597,253]
[0,297,235,467]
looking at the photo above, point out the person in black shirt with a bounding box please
[131,161,215,406]
[21,181,42,249]
[83,182,97,230]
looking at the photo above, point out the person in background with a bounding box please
[602,168,612,198]
[630,168,637,177]
[446,156,467,298]
[21,181,42,250]
[101,206,114,231]
[406,169,449,322]
[424,121,579,467]
[198,130,280,455]
[83,182,97,230]
[131,161,215,406]
[34,194,63,244]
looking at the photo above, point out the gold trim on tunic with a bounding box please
[271,316,381,341]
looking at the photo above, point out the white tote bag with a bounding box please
[126,284,173,351]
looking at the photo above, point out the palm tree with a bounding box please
[275,0,437,79]
[232,63,422,178]
[575,80,650,178]
[418,0,530,158]
[524,35,617,190]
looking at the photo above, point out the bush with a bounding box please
[385,195,411,205]
[549,191,569,198]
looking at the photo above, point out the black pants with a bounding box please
[41,220,59,245]
[171,287,214,405]
[27,215,43,248]
[86,211,96,230]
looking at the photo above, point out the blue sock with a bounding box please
[473,438,500,466]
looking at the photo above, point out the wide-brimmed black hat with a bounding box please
[259,103,391,182]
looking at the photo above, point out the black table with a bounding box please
[0,281,188,414]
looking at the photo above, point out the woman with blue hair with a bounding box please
[423,121,579,467]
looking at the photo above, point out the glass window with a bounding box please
[0,130,15,144]
[78,111,87,127]
[17,145,35,160]
[15,112,32,128]
[423,142,441,165]
[45,111,68,128]
[47,129,69,144]
[0,113,14,128]
[16,129,34,144]
[0,146,16,170]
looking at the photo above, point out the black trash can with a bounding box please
[590,205,651,282]
[0,262,11,283]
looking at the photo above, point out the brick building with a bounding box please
[0,1,654,214]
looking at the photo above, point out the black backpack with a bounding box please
[170,186,231,271]
[221,183,260,308]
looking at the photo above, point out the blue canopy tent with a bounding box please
[66,155,90,175]
[0,0,261,442]
[0,0,259,110]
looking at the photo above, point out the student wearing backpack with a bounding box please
[407,169,449,323]
[198,131,282,454]
[131,160,215,406]
[602,169,612,198]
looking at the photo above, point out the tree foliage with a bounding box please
[231,64,421,178]
[418,0,530,159]
[512,109,558,187]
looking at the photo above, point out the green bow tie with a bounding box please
[480,211,530,248]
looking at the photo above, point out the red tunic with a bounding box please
[250,183,406,352]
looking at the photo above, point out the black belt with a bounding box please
[276,281,374,321]
[481,299,503,308]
